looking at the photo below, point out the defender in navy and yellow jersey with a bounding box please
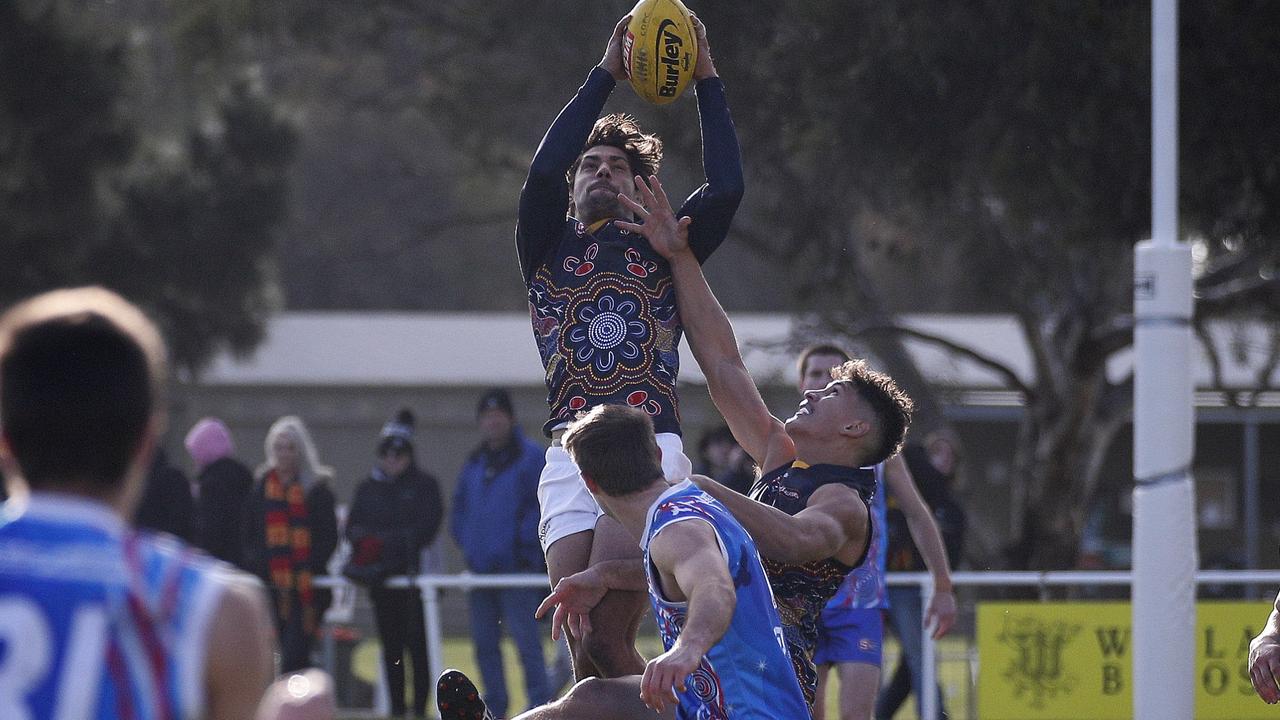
[616,176,916,710]
[797,345,957,720]
[437,405,808,720]
[518,12,743,681]
[0,288,277,720]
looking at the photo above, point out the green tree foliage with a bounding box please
[682,1,1279,568]
[0,2,294,371]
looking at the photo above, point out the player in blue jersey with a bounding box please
[0,288,280,720]
[520,12,743,680]
[436,404,807,720]
[798,346,956,720]
[593,177,915,710]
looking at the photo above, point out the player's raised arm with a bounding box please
[884,454,957,638]
[641,519,737,713]
[515,16,627,281]
[618,177,791,469]
[676,14,744,263]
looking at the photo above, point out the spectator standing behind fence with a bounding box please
[343,408,443,718]
[244,415,339,672]
[185,416,255,570]
[451,389,551,717]
[877,434,967,720]
[134,446,195,541]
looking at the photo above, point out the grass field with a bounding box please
[341,634,973,719]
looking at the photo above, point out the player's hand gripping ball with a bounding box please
[623,0,698,105]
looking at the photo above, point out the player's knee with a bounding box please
[581,626,633,676]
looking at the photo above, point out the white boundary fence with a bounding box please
[317,569,1280,720]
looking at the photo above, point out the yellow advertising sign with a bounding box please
[976,601,1273,720]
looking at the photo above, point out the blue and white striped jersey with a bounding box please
[642,480,809,719]
[0,493,230,720]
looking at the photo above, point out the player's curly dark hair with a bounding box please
[832,359,914,467]
[568,113,663,184]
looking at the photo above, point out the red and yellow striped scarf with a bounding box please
[263,470,316,634]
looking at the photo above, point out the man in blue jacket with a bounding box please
[452,389,550,717]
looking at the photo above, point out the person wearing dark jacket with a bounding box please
[184,416,255,569]
[243,415,339,673]
[451,389,550,717]
[134,447,195,541]
[344,409,443,718]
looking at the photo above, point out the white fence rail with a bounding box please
[316,570,1280,720]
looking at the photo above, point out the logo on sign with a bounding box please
[998,615,1081,708]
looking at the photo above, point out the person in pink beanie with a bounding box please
[185,416,255,569]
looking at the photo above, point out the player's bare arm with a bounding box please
[618,177,794,470]
[206,574,275,720]
[1249,594,1280,703]
[641,520,737,714]
[884,454,957,638]
[693,474,869,566]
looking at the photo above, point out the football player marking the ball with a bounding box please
[543,176,915,711]
[520,9,743,680]
[436,404,808,720]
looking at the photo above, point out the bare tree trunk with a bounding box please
[1007,361,1127,569]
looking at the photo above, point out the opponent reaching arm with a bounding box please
[618,178,870,570]
[618,178,790,471]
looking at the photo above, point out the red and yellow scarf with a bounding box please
[263,469,317,634]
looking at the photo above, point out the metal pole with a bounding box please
[1244,415,1261,587]
[1151,0,1178,249]
[1133,1,1195,717]
[419,576,446,720]
[919,575,938,720]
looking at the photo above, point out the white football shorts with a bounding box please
[537,432,693,552]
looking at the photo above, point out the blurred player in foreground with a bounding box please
[0,287,331,720]
[436,404,807,720]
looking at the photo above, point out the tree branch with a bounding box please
[847,322,1036,400]
[1196,273,1280,316]
[1193,318,1227,394]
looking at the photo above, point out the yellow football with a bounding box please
[624,0,698,105]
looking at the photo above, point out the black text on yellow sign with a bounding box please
[976,601,1273,720]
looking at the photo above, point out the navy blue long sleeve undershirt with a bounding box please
[516,67,744,284]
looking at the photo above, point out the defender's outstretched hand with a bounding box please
[617,175,692,260]
[598,15,631,82]
[536,568,607,641]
